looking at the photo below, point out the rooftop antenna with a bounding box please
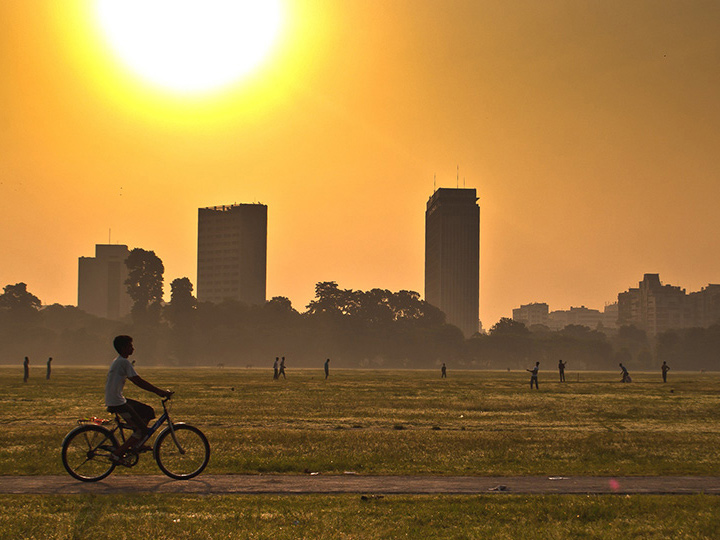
[433,174,436,191]
[456,165,459,188]
[108,228,111,244]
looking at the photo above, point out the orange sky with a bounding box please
[2,0,719,329]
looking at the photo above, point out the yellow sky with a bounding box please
[2,0,720,328]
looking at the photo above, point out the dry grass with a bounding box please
[2,493,720,539]
[1,367,719,476]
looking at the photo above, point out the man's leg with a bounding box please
[111,400,155,457]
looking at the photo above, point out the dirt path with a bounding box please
[2,475,719,495]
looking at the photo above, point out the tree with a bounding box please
[0,283,42,327]
[165,277,197,364]
[165,278,196,326]
[125,248,164,326]
[0,283,41,312]
[489,318,530,336]
[306,281,356,316]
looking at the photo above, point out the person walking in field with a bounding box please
[324,358,330,379]
[527,361,540,389]
[620,363,631,383]
[558,359,566,382]
[279,357,286,379]
[46,357,52,380]
[441,362,447,378]
[273,357,279,380]
[661,361,670,383]
[23,357,29,383]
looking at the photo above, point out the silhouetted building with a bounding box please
[618,274,686,334]
[602,302,619,329]
[425,188,480,336]
[197,203,267,305]
[78,244,132,320]
[548,306,603,331]
[686,284,720,328]
[513,303,549,327]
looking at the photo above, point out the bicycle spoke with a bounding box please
[62,425,117,482]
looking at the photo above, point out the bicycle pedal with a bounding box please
[109,454,133,467]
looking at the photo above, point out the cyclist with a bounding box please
[105,335,172,463]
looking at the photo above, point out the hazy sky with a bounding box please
[2,1,719,328]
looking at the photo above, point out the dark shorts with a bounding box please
[107,398,155,438]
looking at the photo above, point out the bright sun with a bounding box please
[95,0,285,95]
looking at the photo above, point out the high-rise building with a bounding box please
[686,285,720,328]
[78,244,132,320]
[197,203,267,305]
[618,274,686,334]
[425,188,480,336]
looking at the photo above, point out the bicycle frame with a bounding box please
[113,398,185,454]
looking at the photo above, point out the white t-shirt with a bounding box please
[105,355,138,407]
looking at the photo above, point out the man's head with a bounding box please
[113,335,134,358]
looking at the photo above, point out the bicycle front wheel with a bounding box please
[154,423,210,480]
[61,425,118,482]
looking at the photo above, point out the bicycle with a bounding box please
[61,396,210,482]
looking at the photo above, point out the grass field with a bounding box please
[3,367,720,539]
[1,366,719,477]
[1,493,720,539]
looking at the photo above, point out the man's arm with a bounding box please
[128,375,172,398]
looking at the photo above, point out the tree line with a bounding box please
[1,248,719,370]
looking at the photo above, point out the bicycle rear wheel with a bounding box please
[154,423,210,480]
[61,425,118,482]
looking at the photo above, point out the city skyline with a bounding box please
[2,2,720,328]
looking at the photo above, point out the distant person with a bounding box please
[279,356,286,379]
[23,357,29,383]
[46,357,52,380]
[441,363,447,378]
[324,358,330,379]
[661,361,670,383]
[527,361,539,389]
[620,363,631,383]
[106,335,172,463]
[558,359,566,382]
[273,357,279,380]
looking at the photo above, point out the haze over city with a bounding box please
[2,1,720,327]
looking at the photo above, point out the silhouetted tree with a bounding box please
[166,277,196,325]
[489,318,530,336]
[163,277,197,364]
[0,282,41,312]
[0,283,42,328]
[125,248,164,326]
[613,325,649,369]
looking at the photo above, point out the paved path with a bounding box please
[2,475,720,495]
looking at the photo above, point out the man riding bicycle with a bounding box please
[106,335,172,463]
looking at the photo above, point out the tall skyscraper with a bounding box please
[197,203,267,305]
[424,188,480,336]
[78,244,132,320]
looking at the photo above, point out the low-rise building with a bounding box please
[512,302,549,327]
